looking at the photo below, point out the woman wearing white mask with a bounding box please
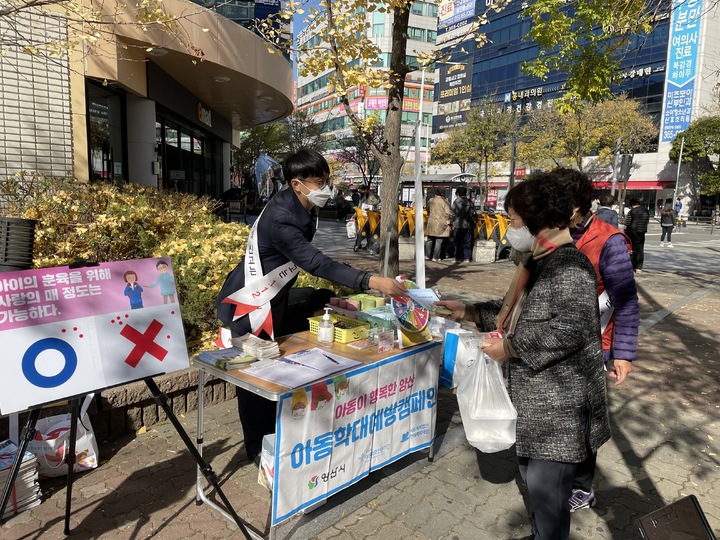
[436,172,610,540]
[217,148,406,463]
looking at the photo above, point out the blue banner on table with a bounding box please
[271,341,441,525]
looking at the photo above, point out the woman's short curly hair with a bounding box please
[504,171,574,235]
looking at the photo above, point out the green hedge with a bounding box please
[1,174,350,352]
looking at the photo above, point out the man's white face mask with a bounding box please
[300,181,333,208]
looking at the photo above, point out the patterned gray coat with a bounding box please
[474,247,611,462]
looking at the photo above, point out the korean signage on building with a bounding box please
[660,0,702,143]
[438,0,476,30]
[0,258,189,414]
[271,343,440,525]
[435,62,474,132]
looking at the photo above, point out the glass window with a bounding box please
[372,23,384,36]
[408,27,425,41]
[166,126,178,148]
[180,131,191,152]
[193,137,202,155]
[427,30,437,43]
[411,2,424,15]
[402,111,419,123]
[427,3,437,17]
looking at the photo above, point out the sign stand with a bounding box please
[0,407,41,522]
[144,378,254,540]
[1,379,255,540]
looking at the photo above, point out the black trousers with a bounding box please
[235,287,334,458]
[572,451,597,492]
[518,456,577,540]
[628,233,646,270]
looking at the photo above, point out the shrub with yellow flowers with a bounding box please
[1,174,352,352]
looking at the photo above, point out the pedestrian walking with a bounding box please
[450,187,476,262]
[425,189,452,261]
[625,198,650,272]
[660,205,676,247]
[594,194,619,228]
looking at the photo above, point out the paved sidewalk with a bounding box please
[2,221,720,539]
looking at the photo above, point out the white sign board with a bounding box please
[271,342,440,525]
[0,258,189,414]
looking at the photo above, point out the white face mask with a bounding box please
[505,226,535,252]
[300,182,333,208]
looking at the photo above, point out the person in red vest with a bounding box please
[555,168,639,513]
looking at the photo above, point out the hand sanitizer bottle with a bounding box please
[317,308,335,344]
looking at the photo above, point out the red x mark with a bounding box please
[120,319,168,368]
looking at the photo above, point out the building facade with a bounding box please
[433,0,719,214]
[295,1,439,177]
[1,0,293,198]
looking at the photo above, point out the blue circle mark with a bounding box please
[22,338,77,388]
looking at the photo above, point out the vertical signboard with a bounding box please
[435,0,477,133]
[435,63,474,132]
[660,0,702,143]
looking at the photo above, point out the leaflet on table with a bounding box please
[243,349,361,388]
[197,347,258,370]
[404,288,452,316]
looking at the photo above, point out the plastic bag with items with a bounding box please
[455,334,517,453]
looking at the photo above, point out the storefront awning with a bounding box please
[592,180,675,190]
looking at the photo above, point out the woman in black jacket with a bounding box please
[660,204,676,247]
[625,198,650,271]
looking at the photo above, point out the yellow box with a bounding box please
[308,313,370,343]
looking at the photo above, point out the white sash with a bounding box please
[221,207,299,338]
[598,289,614,335]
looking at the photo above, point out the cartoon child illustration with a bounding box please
[333,375,350,401]
[291,389,308,419]
[310,381,333,411]
[123,270,144,309]
[146,259,176,304]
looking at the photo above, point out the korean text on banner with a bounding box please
[271,342,441,526]
[0,257,189,414]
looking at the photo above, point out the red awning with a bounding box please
[472,180,675,190]
[592,180,675,190]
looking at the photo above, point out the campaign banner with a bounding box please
[660,0,702,142]
[272,342,441,525]
[0,257,188,414]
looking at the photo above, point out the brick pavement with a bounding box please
[2,222,720,539]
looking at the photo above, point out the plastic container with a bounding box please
[317,307,335,343]
[308,313,370,343]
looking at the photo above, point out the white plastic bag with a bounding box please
[27,394,99,478]
[456,346,517,453]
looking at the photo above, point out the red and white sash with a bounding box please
[221,208,299,339]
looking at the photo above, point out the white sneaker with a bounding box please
[660,242,665,247]
[667,242,674,248]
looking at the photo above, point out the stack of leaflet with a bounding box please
[0,439,42,519]
[198,347,257,370]
[233,334,280,359]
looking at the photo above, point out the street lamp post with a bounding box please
[508,135,535,191]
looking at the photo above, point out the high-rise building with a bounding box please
[296,2,439,178]
[0,0,292,197]
[433,0,720,211]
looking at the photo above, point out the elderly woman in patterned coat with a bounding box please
[437,172,611,540]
